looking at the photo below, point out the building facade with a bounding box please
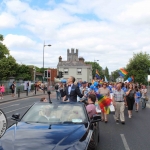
[57,49,92,82]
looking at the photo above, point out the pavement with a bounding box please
[0,90,56,104]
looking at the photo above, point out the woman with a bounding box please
[0,85,2,99]
[1,84,5,99]
[126,83,135,118]
[98,82,110,123]
[86,94,97,119]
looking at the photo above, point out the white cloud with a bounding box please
[0,12,18,28]
[1,0,150,74]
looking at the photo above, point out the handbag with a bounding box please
[145,96,149,101]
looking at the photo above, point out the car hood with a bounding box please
[0,122,89,150]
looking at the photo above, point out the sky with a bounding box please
[0,0,150,74]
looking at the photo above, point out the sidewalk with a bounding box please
[0,90,56,104]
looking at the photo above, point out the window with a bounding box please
[64,68,68,74]
[77,68,82,74]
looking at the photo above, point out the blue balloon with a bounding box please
[90,85,94,90]
[127,77,132,82]
[94,82,98,87]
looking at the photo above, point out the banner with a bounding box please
[148,75,150,82]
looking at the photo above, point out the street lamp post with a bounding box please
[43,41,51,83]
[33,66,36,83]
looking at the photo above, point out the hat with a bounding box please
[82,81,87,84]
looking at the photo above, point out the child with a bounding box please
[135,88,141,112]
[86,94,97,119]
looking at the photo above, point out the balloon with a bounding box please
[127,77,132,82]
[94,82,98,87]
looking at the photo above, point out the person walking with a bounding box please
[135,88,141,112]
[0,85,2,99]
[1,84,5,99]
[11,81,15,97]
[141,85,147,109]
[126,83,135,118]
[98,82,110,123]
[112,83,126,124]
[60,76,83,102]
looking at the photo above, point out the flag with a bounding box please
[95,69,101,79]
[104,76,108,82]
[119,71,125,77]
[96,94,112,114]
[119,68,128,76]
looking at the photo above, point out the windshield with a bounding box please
[21,103,87,124]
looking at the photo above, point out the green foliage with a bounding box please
[111,70,119,82]
[16,64,32,80]
[126,52,150,84]
[0,55,18,80]
[104,67,109,81]
[0,35,9,59]
[85,61,104,79]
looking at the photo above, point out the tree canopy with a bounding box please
[85,61,104,79]
[126,52,150,84]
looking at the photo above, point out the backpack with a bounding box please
[10,84,12,89]
[55,85,59,90]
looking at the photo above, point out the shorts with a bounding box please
[11,89,14,94]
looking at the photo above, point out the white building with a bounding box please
[57,49,92,82]
[116,76,124,82]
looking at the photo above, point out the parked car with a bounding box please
[0,102,101,150]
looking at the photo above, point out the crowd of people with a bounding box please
[52,76,148,125]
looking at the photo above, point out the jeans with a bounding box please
[56,91,61,100]
[141,98,146,108]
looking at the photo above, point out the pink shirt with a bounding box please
[86,104,97,119]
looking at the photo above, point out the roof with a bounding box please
[58,61,92,67]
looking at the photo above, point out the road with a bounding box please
[0,95,150,150]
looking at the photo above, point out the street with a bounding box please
[0,95,150,150]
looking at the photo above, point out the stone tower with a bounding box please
[67,48,79,61]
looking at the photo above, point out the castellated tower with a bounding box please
[67,48,79,61]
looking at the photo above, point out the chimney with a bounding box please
[79,57,84,63]
[59,56,62,62]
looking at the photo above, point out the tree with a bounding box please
[126,52,150,84]
[104,67,110,81]
[0,56,18,80]
[85,61,104,79]
[0,34,9,59]
[111,70,120,82]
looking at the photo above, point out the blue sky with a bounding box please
[0,0,150,73]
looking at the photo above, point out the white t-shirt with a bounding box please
[141,89,147,98]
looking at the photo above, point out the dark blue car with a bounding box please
[0,102,101,150]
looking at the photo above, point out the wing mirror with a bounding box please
[11,113,20,121]
[90,114,101,123]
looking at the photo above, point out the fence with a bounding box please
[0,81,35,95]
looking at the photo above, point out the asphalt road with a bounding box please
[0,95,150,150]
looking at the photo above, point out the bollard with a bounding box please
[35,87,36,95]
[18,89,20,98]
[47,91,52,103]
[26,88,28,96]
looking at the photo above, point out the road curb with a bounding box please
[0,93,54,104]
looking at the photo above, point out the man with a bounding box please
[112,83,126,124]
[60,76,83,102]
[55,83,61,100]
[141,85,147,109]
[78,81,89,102]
